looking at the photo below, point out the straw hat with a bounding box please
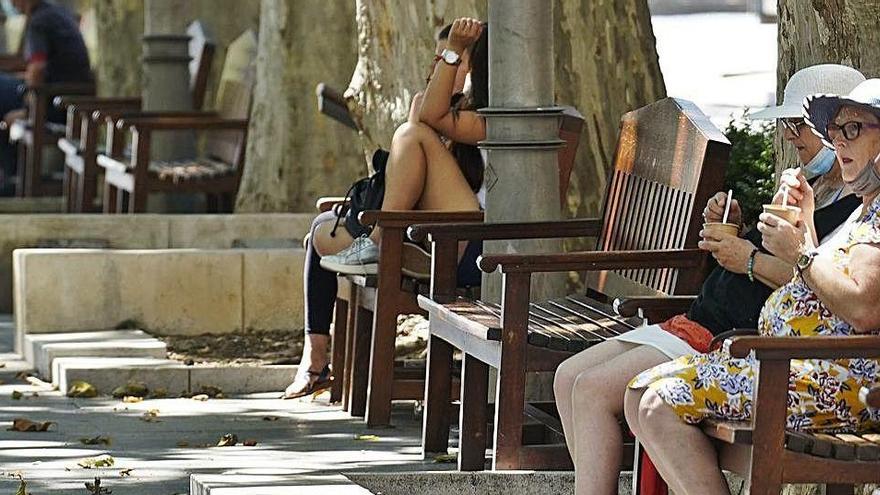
[804,78,880,148]
[750,64,865,120]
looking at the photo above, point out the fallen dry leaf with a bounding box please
[176,440,190,448]
[79,436,112,446]
[67,381,98,398]
[433,453,457,463]
[8,418,54,432]
[119,468,133,477]
[261,416,280,422]
[354,434,380,442]
[14,371,28,380]
[139,409,160,423]
[122,396,143,404]
[196,385,223,398]
[242,439,258,447]
[77,454,115,469]
[216,433,238,447]
[0,362,5,368]
[11,390,22,400]
[112,382,148,399]
[190,394,209,402]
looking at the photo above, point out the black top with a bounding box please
[24,1,93,85]
[687,192,862,335]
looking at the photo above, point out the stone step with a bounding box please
[23,329,151,366]
[55,357,297,397]
[191,473,373,495]
[37,338,168,382]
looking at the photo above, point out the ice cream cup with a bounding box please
[702,222,740,239]
[762,204,801,225]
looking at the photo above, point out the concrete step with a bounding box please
[36,338,167,382]
[191,473,373,495]
[23,329,152,366]
[55,357,297,397]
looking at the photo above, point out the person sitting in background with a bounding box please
[553,63,865,495]
[624,77,880,495]
[283,18,487,399]
[0,0,93,195]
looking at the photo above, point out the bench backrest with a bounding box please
[592,97,729,297]
[205,29,257,167]
[187,20,216,111]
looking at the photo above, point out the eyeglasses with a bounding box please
[780,118,806,137]
[827,121,880,141]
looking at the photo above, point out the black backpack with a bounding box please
[331,148,389,239]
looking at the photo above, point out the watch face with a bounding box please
[442,49,460,65]
[797,253,812,270]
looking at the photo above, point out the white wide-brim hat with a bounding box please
[804,78,880,148]
[750,64,865,120]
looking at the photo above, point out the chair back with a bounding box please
[187,20,216,111]
[204,29,256,167]
[592,98,730,297]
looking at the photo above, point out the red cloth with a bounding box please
[640,451,669,495]
[657,314,713,354]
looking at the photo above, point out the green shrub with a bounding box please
[722,116,777,228]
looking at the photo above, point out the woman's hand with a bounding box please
[703,191,742,228]
[773,168,815,221]
[447,17,483,54]
[698,231,756,274]
[757,212,812,265]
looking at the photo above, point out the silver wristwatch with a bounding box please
[440,49,461,66]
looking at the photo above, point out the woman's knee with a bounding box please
[553,357,584,402]
[392,121,434,142]
[636,388,674,437]
[571,368,624,414]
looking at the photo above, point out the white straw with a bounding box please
[722,189,733,224]
[782,185,789,207]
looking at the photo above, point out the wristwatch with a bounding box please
[795,251,817,277]
[440,49,461,66]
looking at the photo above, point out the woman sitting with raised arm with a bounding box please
[623,78,880,495]
[283,18,488,399]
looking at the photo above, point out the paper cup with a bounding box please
[703,222,740,238]
[762,204,801,225]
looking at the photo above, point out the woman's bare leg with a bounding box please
[554,340,637,452]
[570,346,668,495]
[626,387,730,495]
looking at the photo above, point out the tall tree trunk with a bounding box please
[776,0,880,172]
[235,0,363,212]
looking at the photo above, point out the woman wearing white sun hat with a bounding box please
[555,63,866,495]
[620,77,880,495]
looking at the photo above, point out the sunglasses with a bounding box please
[780,118,806,137]
[827,121,880,141]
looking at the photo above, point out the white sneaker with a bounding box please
[320,235,379,275]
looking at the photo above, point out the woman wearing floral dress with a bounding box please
[624,79,880,495]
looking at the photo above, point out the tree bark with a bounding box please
[776,0,880,171]
[234,0,363,212]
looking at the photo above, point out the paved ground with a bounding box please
[0,318,445,495]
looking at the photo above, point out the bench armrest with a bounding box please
[861,384,880,409]
[120,116,248,131]
[316,196,349,213]
[479,249,705,274]
[728,335,880,360]
[56,96,141,110]
[614,295,697,319]
[408,218,602,243]
[359,210,484,229]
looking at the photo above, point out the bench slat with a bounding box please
[835,433,880,461]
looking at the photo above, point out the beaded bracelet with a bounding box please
[747,249,759,282]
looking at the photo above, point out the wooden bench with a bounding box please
[691,335,880,495]
[55,20,215,213]
[411,97,730,471]
[95,30,255,213]
[316,99,585,427]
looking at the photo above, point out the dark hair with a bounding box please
[437,23,453,41]
[451,23,488,193]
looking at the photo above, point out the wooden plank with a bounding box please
[701,419,752,444]
[835,433,880,461]
[814,433,854,460]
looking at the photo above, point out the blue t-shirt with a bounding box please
[23,1,93,84]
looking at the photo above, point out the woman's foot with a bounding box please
[282,334,331,399]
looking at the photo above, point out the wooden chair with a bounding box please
[7,80,95,197]
[317,103,585,428]
[410,97,730,471]
[682,335,880,495]
[55,20,215,213]
[96,30,255,213]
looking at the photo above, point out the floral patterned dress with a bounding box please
[629,195,880,432]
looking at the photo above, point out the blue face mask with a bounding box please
[803,146,837,179]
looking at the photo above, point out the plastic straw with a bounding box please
[722,189,733,224]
